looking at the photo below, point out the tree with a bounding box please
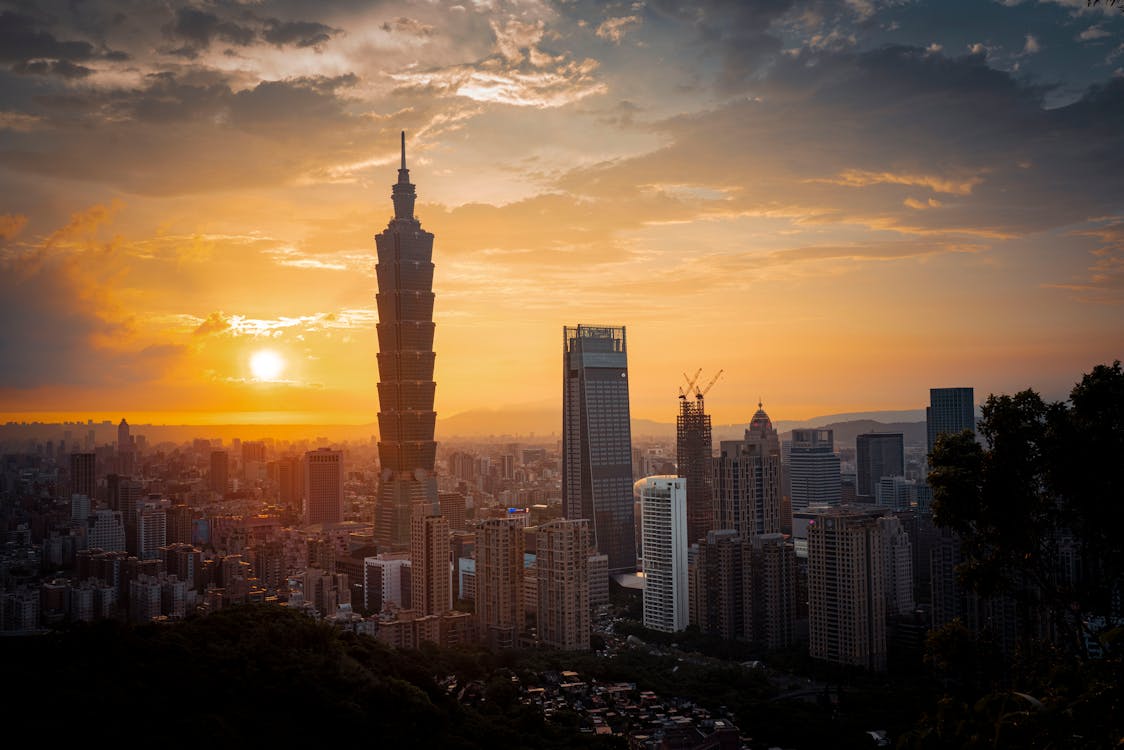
[916,362,1124,748]
[929,362,1124,653]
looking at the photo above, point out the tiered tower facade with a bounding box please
[375,132,439,549]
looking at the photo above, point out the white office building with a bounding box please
[638,476,688,633]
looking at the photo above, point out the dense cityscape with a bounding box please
[2,1,1122,747]
[3,132,1121,748]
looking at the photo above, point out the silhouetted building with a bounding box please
[303,448,343,526]
[278,455,302,508]
[410,514,450,616]
[856,433,904,500]
[677,391,713,545]
[209,450,228,495]
[562,324,636,572]
[927,387,975,454]
[789,429,840,512]
[639,476,688,633]
[375,132,439,549]
[712,402,782,540]
[808,507,886,671]
[537,519,592,650]
[117,418,134,475]
[70,452,96,502]
[476,518,524,648]
[694,530,797,650]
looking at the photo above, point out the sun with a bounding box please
[250,350,285,382]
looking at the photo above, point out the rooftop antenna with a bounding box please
[400,130,406,170]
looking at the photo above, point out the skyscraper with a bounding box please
[639,476,688,633]
[676,391,713,545]
[209,450,228,495]
[712,402,782,540]
[926,387,975,454]
[789,429,841,512]
[410,514,451,617]
[70,452,96,501]
[562,324,636,572]
[375,132,439,550]
[808,506,887,671]
[537,519,592,650]
[117,418,134,475]
[855,432,904,500]
[303,448,343,526]
[476,518,525,648]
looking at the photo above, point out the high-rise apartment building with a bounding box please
[438,492,467,532]
[712,402,782,540]
[537,519,592,650]
[85,509,126,552]
[303,448,343,526]
[70,452,96,501]
[926,387,975,454]
[789,429,841,512]
[562,324,636,572]
[241,440,265,480]
[808,507,886,671]
[639,476,688,633]
[209,450,229,495]
[375,133,439,550]
[693,529,797,650]
[136,500,168,561]
[476,518,525,648]
[278,455,302,508]
[676,392,713,545]
[117,418,135,475]
[880,515,915,617]
[410,514,450,617]
[855,433,904,500]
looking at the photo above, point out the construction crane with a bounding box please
[678,368,703,399]
[695,369,724,400]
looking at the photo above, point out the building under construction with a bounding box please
[676,370,719,545]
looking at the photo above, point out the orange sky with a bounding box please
[0,1,1121,430]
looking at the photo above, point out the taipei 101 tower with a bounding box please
[374,132,439,549]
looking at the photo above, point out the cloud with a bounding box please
[595,16,642,43]
[818,169,984,195]
[1078,25,1110,40]
[389,17,607,108]
[0,203,184,389]
[0,214,28,242]
[1023,34,1041,55]
[380,17,436,37]
[11,59,93,78]
[1047,219,1124,303]
[162,6,340,55]
[0,10,97,62]
[262,19,339,48]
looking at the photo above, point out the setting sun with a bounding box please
[250,350,285,382]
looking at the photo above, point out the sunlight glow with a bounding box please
[250,350,285,382]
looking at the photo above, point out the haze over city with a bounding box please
[1,0,1121,429]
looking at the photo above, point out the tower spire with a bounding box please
[392,130,416,219]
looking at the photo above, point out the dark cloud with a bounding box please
[0,10,97,62]
[0,68,374,194]
[555,44,1124,243]
[164,7,256,49]
[262,18,339,47]
[380,17,436,37]
[163,6,341,54]
[11,59,93,78]
[0,205,184,389]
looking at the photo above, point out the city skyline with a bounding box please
[1,1,1122,428]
